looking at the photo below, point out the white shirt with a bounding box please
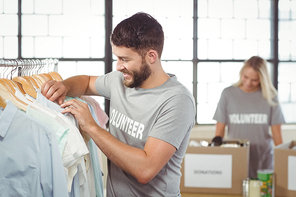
[33,93,89,193]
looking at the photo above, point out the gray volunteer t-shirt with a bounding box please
[95,71,196,197]
[213,86,285,178]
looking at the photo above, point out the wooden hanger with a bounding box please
[10,80,26,95]
[0,78,23,94]
[32,74,48,84]
[0,82,27,111]
[49,71,63,81]
[12,76,37,98]
[25,76,40,89]
[31,76,43,88]
[0,78,27,101]
[0,95,7,109]
[0,79,15,95]
[40,73,53,81]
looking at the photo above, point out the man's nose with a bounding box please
[116,60,124,71]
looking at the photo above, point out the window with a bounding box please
[21,0,106,107]
[197,0,273,124]
[0,0,18,58]
[1,0,295,124]
[278,0,296,123]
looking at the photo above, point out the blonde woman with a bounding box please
[213,56,285,179]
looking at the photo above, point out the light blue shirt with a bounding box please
[36,91,90,196]
[63,96,104,197]
[26,105,69,155]
[87,103,104,197]
[65,96,104,197]
[36,91,104,197]
[0,101,68,197]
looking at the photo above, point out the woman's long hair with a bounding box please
[233,56,278,106]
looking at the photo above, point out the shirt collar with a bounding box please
[0,101,18,138]
[36,91,64,113]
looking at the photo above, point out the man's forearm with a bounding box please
[62,75,91,97]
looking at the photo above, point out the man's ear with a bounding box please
[146,50,158,64]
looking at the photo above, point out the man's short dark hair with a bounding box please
[111,12,164,58]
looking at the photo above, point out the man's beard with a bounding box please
[123,61,152,88]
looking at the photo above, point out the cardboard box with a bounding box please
[180,138,249,195]
[274,141,296,197]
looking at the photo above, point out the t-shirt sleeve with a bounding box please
[270,97,286,125]
[213,88,228,124]
[148,93,196,149]
[95,71,122,100]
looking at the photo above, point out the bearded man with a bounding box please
[41,12,196,197]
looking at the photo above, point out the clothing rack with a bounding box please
[0,58,63,104]
[0,58,59,79]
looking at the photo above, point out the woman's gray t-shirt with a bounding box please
[213,86,285,178]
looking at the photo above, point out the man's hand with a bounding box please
[61,99,98,132]
[41,80,67,105]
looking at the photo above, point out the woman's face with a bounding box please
[240,66,261,92]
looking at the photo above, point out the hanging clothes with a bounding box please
[36,89,104,197]
[0,59,106,197]
[34,91,90,195]
[0,101,68,196]
[80,96,109,129]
